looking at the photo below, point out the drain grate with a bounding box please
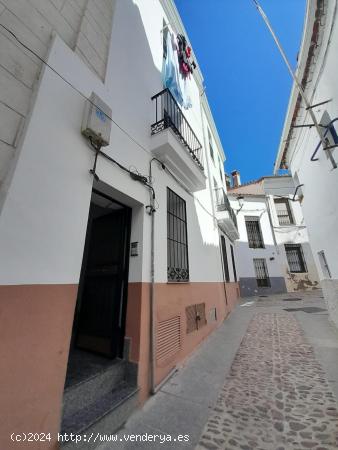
[284,307,327,314]
[283,298,302,301]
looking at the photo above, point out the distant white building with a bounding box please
[275,0,338,326]
[228,174,320,297]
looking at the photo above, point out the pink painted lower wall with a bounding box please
[125,282,151,403]
[224,282,240,311]
[0,280,239,448]
[125,281,239,403]
[0,284,78,450]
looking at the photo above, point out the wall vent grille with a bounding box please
[156,316,181,363]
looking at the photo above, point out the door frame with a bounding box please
[73,188,132,359]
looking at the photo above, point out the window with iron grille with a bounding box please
[285,244,307,273]
[245,216,264,248]
[167,188,189,282]
[208,128,214,162]
[253,258,270,287]
[274,198,294,225]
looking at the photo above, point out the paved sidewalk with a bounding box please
[97,290,338,450]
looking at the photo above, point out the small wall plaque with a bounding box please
[131,242,139,257]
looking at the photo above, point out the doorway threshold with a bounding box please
[65,348,121,389]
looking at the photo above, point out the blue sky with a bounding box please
[174,0,306,183]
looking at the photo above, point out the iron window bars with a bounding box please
[167,188,189,282]
[245,216,265,248]
[274,198,294,225]
[214,188,238,229]
[151,89,204,170]
[285,244,307,273]
[253,258,270,287]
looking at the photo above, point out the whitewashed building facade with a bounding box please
[0,0,240,446]
[275,0,338,327]
[228,174,319,297]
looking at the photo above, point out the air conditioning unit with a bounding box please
[81,92,112,147]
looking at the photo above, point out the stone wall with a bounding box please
[0,0,115,190]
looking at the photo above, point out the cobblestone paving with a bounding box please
[197,312,338,450]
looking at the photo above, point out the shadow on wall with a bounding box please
[105,0,165,159]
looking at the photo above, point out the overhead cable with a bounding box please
[1,23,232,226]
[251,1,329,157]
[0,23,150,156]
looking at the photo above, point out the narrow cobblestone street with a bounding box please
[197,312,338,450]
[97,291,338,450]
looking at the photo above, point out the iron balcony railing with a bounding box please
[277,213,293,226]
[215,188,238,229]
[151,89,204,170]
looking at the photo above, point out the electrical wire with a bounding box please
[1,23,231,223]
[252,0,328,154]
[288,0,338,169]
[89,143,156,203]
[149,156,219,222]
[0,23,150,156]
[0,24,159,208]
[162,163,219,222]
[232,208,266,213]
[149,156,225,223]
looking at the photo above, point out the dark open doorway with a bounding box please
[65,189,131,387]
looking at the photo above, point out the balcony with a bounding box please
[214,188,239,241]
[150,89,206,192]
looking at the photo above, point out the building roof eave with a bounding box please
[274,0,322,173]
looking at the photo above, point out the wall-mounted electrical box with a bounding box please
[81,92,112,147]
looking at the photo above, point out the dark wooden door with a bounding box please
[75,202,131,358]
[220,235,230,283]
